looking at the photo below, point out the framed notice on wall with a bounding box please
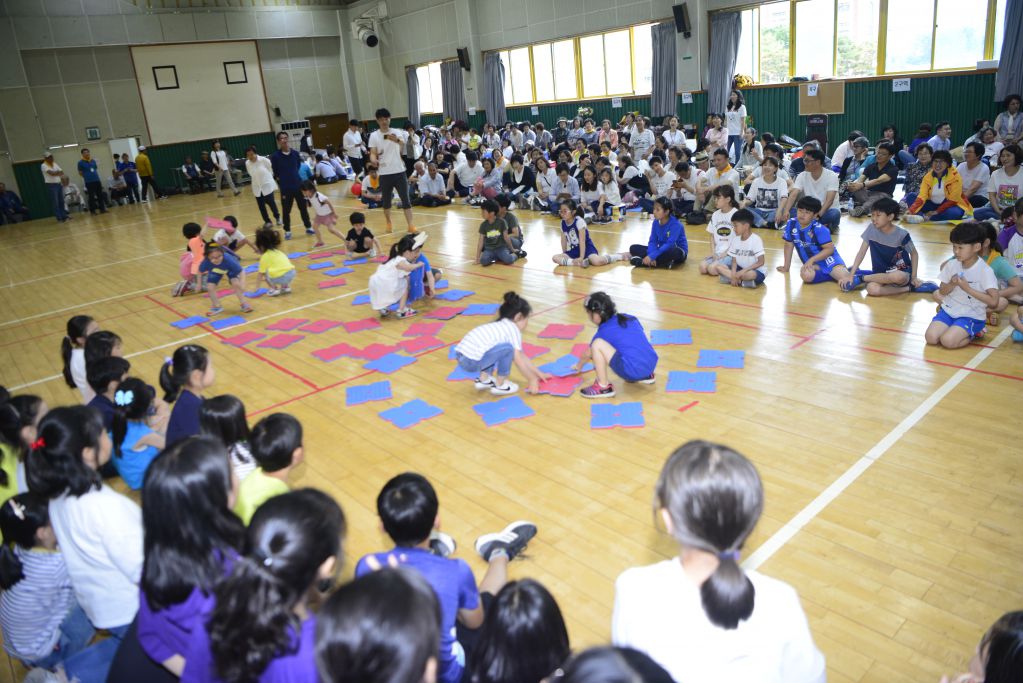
[224,61,248,85]
[152,65,179,91]
[798,81,844,115]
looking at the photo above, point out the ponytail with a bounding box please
[655,440,763,630]
[388,234,417,261]
[24,406,104,499]
[497,291,532,321]
[160,344,210,402]
[583,291,629,327]
[560,199,584,219]
[62,315,95,388]
[110,378,155,458]
[0,493,50,590]
[208,489,345,683]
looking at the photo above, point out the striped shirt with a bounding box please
[0,547,75,661]
[455,319,522,361]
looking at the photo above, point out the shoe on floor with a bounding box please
[266,288,282,297]
[305,228,316,236]
[637,373,656,384]
[282,286,292,294]
[429,530,457,558]
[275,218,283,226]
[1013,329,1023,342]
[284,232,292,240]
[904,214,925,224]
[240,304,254,313]
[740,280,758,288]
[475,521,537,562]
[490,380,519,395]
[630,255,644,267]
[396,308,417,319]
[313,241,325,248]
[474,376,496,390]
[207,306,224,316]
[580,381,615,398]
[849,205,867,218]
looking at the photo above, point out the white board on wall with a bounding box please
[131,41,271,145]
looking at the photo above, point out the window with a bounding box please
[795,0,835,79]
[885,0,995,72]
[759,2,791,84]
[735,9,757,83]
[416,62,442,114]
[933,0,988,69]
[835,0,879,78]
[994,0,1005,57]
[493,23,652,106]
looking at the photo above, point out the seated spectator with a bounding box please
[789,140,832,177]
[198,151,216,189]
[978,126,1005,167]
[502,154,535,206]
[468,157,502,205]
[298,153,314,182]
[326,150,351,180]
[737,127,763,170]
[666,162,698,219]
[548,163,581,214]
[360,164,384,208]
[963,118,990,147]
[831,130,865,173]
[926,121,952,152]
[639,157,676,216]
[491,148,510,174]
[181,156,204,194]
[107,174,130,206]
[838,136,871,191]
[705,114,729,154]
[940,610,1023,683]
[975,145,1023,222]
[958,141,992,208]
[781,148,841,231]
[994,93,1023,146]
[900,143,933,209]
[741,157,788,228]
[905,150,972,223]
[847,141,898,217]
[447,151,483,198]
[0,183,30,224]
[412,162,450,207]
[62,176,84,214]
[880,123,912,168]
[748,143,790,185]
[696,148,740,213]
[314,153,337,183]
[908,122,933,154]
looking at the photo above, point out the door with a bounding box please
[309,114,349,151]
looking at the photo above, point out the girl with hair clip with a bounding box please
[107,436,245,682]
[182,488,346,683]
[555,646,675,683]
[552,200,623,268]
[0,492,94,672]
[161,344,214,448]
[573,292,658,399]
[0,392,48,493]
[464,578,570,683]
[200,395,255,481]
[612,440,825,683]
[941,610,1023,683]
[109,377,165,490]
[369,234,426,319]
[316,567,442,683]
[61,314,98,402]
[24,406,143,682]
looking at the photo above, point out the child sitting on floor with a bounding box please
[552,200,623,268]
[476,199,516,266]
[842,197,926,296]
[345,211,382,256]
[109,377,164,490]
[776,196,852,287]
[925,222,999,348]
[698,186,739,277]
[369,234,424,319]
[61,314,98,403]
[199,394,255,482]
[621,197,688,269]
[255,227,296,297]
[454,292,551,395]
[979,223,1023,327]
[713,209,766,288]
[360,164,383,208]
[199,244,253,317]
[300,180,344,248]
[573,292,658,399]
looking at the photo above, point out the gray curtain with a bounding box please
[483,52,507,126]
[441,60,466,121]
[708,12,741,115]
[406,66,420,128]
[650,21,677,118]
[995,0,1021,100]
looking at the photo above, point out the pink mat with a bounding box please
[318,277,348,289]
[299,319,344,333]
[220,331,265,347]
[397,336,445,353]
[537,323,584,340]
[266,318,309,331]
[256,334,305,349]
[343,318,382,333]
[403,321,445,337]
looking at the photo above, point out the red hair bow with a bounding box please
[31,437,45,450]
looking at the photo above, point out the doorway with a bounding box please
[309,113,349,151]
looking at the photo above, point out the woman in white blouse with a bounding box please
[244,146,280,228]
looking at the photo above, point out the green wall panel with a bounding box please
[12,162,53,220]
[146,132,278,189]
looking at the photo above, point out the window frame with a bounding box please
[413,60,446,115]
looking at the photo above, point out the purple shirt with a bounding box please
[356,547,479,683]
[137,586,215,664]
[166,390,202,448]
[998,224,1020,252]
[181,614,317,683]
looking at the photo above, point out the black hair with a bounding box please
[726,89,744,110]
[223,215,238,228]
[981,611,1023,683]
[761,132,776,144]
[966,140,986,158]
[731,208,755,226]
[510,153,524,165]
[984,223,1003,255]
[349,211,366,225]
[0,394,45,466]
[0,493,50,590]
[481,198,499,215]
[931,150,953,165]
[316,568,441,683]
[579,167,598,192]
[711,185,739,209]
[200,394,250,448]
[110,377,154,458]
[300,180,317,194]
[208,489,345,683]
[183,222,202,239]
[914,143,934,159]
[803,148,825,163]
[465,579,570,683]
[649,155,664,166]
[159,344,210,402]
[84,330,122,368]
[498,291,532,321]
[652,196,673,215]
[875,141,894,156]
[712,147,729,159]
[375,108,391,119]
[481,157,495,172]
[846,130,864,143]
[376,472,438,546]
[1002,144,1023,167]
[86,355,130,395]
[796,195,823,214]
[246,145,258,155]
[583,291,629,328]
[936,120,950,130]
[760,156,779,170]
[949,221,986,246]
[915,122,933,137]
[764,142,784,157]
[388,234,418,261]
[555,162,570,175]
[494,194,512,209]
[249,413,302,473]
[24,406,104,499]
[142,435,245,611]
[656,440,763,630]
[465,150,478,162]
[204,243,224,258]
[560,199,585,219]
[871,196,901,219]
[255,227,282,253]
[62,315,95,388]
[558,647,675,683]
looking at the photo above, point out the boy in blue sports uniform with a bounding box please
[841,197,932,296]
[776,195,852,286]
[199,243,253,316]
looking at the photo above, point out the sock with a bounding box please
[557,255,570,266]
[604,253,623,263]
[489,548,509,561]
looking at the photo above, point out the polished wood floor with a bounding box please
[0,183,1019,683]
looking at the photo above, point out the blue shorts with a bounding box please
[566,243,598,259]
[932,308,985,337]
[717,257,766,285]
[806,255,843,283]
[609,353,652,382]
[266,269,296,287]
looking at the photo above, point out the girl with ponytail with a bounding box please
[182,488,346,683]
[552,199,624,268]
[61,315,98,402]
[161,344,214,447]
[575,291,658,399]
[109,377,164,490]
[0,392,48,495]
[612,440,825,683]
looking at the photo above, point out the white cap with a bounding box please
[138,145,146,151]
[412,231,428,250]
[43,150,53,157]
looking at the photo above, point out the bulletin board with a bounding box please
[798,81,845,115]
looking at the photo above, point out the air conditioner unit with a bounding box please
[276,120,310,144]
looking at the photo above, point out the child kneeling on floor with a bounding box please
[573,292,658,398]
[454,292,550,395]
[369,233,425,319]
[255,227,296,297]
[712,209,766,288]
[199,243,253,316]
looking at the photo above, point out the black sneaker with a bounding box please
[475,521,537,561]
[517,249,527,258]
[429,531,456,558]
[630,256,644,267]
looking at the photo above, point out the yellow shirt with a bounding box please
[258,249,295,279]
[233,468,289,525]
[135,153,153,176]
[0,444,19,539]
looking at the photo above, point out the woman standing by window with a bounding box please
[725,90,747,165]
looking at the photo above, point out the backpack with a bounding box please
[685,210,707,225]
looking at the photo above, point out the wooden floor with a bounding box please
[0,183,1020,683]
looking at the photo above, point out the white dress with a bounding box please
[368,257,409,310]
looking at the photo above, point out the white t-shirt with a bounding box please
[70,347,93,403]
[613,559,825,683]
[939,257,998,320]
[748,176,788,210]
[988,166,1023,209]
[598,179,622,205]
[1007,232,1023,278]
[369,128,408,175]
[631,129,655,158]
[662,129,686,147]
[309,191,332,216]
[794,168,840,203]
[649,170,677,198]
[956,162,990,197]
[420,173,446,196]
[245,156,277,198]
[725,105,747,135]
[455,319,523,360]
[708,208,737,256]
[49,486,143,629]
[703,166,741,192]
[453,162,484,187]
[211,149,230,171]
[343,130,363,159]
[41,161,63,183]
[728,232,766,270]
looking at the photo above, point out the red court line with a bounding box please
[859,345,1023,382]
[678,401,700,413]
[790,327,830,350]
[145,295,320,391]
[658,306,808,340]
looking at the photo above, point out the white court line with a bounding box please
[0,248,182,289]
[742,324,1014,571]
[0,282,178,327]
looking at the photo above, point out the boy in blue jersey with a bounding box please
[199,243,253,316]
[355,473,537,683]
[776,196,852,286]
[840,197,925,296]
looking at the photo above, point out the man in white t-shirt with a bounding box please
[957,141,991,209]
[368,108,415,233]
[447,151,484,197]
[40,150,69,222]
[210,140,240,198]
[343,120,365,176]
[414,162,451,207]
[697,149,740,211]
[781,148,841,231]
[630,118,655,160]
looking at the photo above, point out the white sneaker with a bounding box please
[474,377,496,390]
[904,214,925,224]
[490,380,519,395]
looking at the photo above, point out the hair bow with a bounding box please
[8,500,25,520]
[31,437,45,451]
[114,389,134,407]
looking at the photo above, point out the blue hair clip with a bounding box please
[114,389,134,407]
[718,550,741,562]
